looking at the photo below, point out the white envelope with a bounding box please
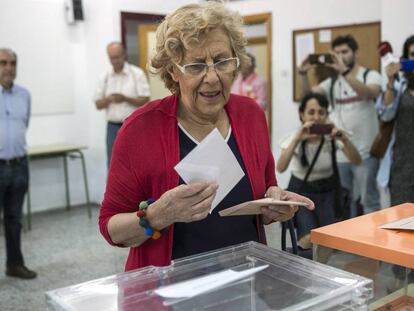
[155,265,268,299]
[175,163,220,183]
[174,128,245,213]
[379,216,414,231]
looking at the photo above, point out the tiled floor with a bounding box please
[0,205,128,311]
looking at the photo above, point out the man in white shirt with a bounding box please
[95,42,150,166]
[299,35,382,217]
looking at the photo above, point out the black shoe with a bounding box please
[285,247,313,260]
[297,246,313,260]
[6,265,37,279]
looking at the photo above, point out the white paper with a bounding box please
[174,128,245,213]
[155,265,268,299]
[295,33,315,65]
[219,198,310,216]
[174,163,220,183]
[319,30,332,43]
[379,216,414,230]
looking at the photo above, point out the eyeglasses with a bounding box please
[175,57,239,77]
[0,60,16,66]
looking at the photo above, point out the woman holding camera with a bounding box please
[277,93,361,250]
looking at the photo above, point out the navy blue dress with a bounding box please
[172,127,258,259]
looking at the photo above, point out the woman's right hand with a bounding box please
[385,62,401,80]
[149,182,219,228]
[295,121,317,141]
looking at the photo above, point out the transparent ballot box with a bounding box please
[311,203,414,310]
[46,241,372,311]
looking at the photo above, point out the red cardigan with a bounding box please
[99,94,277,271]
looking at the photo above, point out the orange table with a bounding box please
[311,203,414,269]
[312,204,414,310]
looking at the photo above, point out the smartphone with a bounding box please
[309,123,333,135]
[400,59,414,72]
[309,53,333,65]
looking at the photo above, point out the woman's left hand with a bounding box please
[261,186,315,224]
[330,125,352,142]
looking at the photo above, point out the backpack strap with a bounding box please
[302,136,325,184]
[331,139,340,188]
[363,68,370,84]
[331,139,350,220]
[329,75,338,108]
[281,137,325,255]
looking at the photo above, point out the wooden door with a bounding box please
[137,24,171,100]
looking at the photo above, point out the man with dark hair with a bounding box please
[331,35,359,53]
[95,42,150,166]
[231,52,267,110]
[299,34,382,217]
[0,48,36,279]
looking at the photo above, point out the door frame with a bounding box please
[120,12,165,49]
[243,13,273,138]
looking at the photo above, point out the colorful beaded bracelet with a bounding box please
[137,198,161,240]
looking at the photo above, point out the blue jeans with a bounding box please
[338,156,380,217]
[106,122,123,167]
[0,158,28,267]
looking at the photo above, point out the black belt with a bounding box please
[108,121,123,126]
[0,156,26,165]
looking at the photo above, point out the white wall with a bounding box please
[381,0,414,57]
[0,0,76,115]
[0,0,409,212]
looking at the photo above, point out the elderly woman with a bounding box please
[99,2,314,271]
